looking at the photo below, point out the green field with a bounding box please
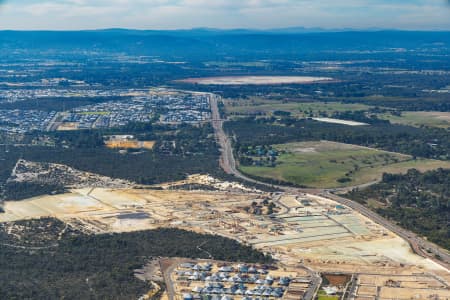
[239,141,450,189]
[79,111,110,115]
[379,111,450,129]
[317,291,339,300]
[224,98,371,117]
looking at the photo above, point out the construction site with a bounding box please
[353,273,449,299]
[0,173,449,299]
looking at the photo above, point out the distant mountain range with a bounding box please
[1,29,449,60]
[88,27,368,35]
[23,26,450,34]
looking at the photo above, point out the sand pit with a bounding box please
[313,117,369,126]
[176,76,334,85]
[105,140,155,150]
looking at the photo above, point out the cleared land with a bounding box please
[312,117,368,126]
[356,274,450,299]
[224,98,371,117]
[239,141,450,188]
[105,140,155,150]
[56,122,79,131]
[177,76,334,85]
[8,159,133,189]
[1,177,449,298]
[380,111,450,129]
[0,186,444,272]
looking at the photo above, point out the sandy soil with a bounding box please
[8,159,133,189]
[349,237,447,271]
[312,117,369,126]
[379,286,450,298]
[0,184,448,294]
[57,122,79,131]
[105,140,155,150]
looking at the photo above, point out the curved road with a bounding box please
[210,94,450,270]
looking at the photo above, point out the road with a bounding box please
[160,258,189,300]
[210,94,450,270]
[210,94,264,184]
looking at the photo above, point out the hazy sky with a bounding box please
[0,0,450,30]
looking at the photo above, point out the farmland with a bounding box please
[379,111,450,129]
[238,141,450,188]
[224,98,371,118]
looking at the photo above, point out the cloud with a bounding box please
[0,0,449,30]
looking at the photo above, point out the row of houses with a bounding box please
[183,294,278,300]
[176,263,292,300]
[0,109,56,133]
[0,87,212,133]
[189,283,286,298]
[0,87,133,103]
[179,263,271,275]
[177,270,289,286]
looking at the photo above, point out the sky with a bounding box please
[0,0,450,30]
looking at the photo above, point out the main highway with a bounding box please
[209,94,450,270]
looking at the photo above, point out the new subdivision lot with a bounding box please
[355,274,450,299]
[0,183,440,271]
[0,176,448,299]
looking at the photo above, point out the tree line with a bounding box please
[345,168,450,250]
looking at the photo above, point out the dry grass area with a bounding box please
[223,97,371,118]
[105,140,155,150]
[176,76,334,85]
[381,111,450,129]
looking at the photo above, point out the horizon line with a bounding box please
[1,26,450,33]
